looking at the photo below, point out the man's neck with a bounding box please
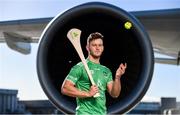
[88,55,100,64]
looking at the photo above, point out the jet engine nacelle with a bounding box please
[37,2,154,114]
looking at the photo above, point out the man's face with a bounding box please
[86,38,104,58]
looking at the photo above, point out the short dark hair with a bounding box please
[87,32,104,44]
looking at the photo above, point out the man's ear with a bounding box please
[86,45,89,52]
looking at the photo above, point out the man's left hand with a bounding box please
[115,63,127,79]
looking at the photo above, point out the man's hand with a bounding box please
[115,63,127,79]
[88,85,99,97]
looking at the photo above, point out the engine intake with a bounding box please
[37,2,154,114]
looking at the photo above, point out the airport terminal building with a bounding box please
[0,89,26,114]
[0,88,179,114]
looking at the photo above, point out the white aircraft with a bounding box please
[0,1,179,114]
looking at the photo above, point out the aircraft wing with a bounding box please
[0,8,180,64]
[132,8,180,65]
[0,18,51,54]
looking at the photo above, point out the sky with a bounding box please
[0,0,180,102]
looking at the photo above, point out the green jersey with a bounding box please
[66,59,113,115]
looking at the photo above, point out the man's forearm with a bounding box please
[110,78,121,98]
[61,85,90,98]
[61,81,91,98]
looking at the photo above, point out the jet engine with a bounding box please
[37,2,154,114]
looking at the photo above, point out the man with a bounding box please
[61,32,127,115]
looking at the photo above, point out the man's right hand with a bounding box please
[88,85,99,97]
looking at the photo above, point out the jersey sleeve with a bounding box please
[106,68,113,84]
[66,65,82,84]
